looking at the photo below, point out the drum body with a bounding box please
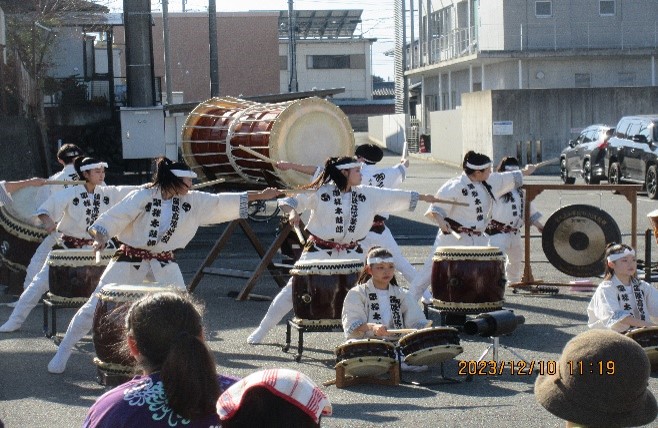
[335,339,397,377]
[291,259,362,320]
[47,249,115,300]
[398,327,463,366]
[626,327,658,370]
[181,96,354,188]
[92,283,164,384]
[0,187,49,268]
[431,246,506,312]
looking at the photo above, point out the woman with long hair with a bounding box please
[248,156,446,344]
[0,157,136,332]
[48,157,281,373]
[83,291,238,427]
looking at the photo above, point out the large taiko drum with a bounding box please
[335,339,397,377]
[180,96,355,188]
[626,327,658,371]
[92,283,165,385]
[0,187,49,294]
[431,246,507,313]
[398,327,463,366]
[47,249,115,302]
[291,259,362,321]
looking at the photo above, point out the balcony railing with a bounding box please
[43,76,162,108]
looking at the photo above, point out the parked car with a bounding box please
[560,124,614,184]
[606,115,658,199]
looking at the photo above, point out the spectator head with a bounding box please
[355,144,384,165]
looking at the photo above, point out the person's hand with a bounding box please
[259,187,283,199]
[401,158,409,168]
[275,161,293,171]
[92,238,107,252]
[288,209,300,227]
[28,177,47,187]
[370,324,389,337]
[522,164,537,176]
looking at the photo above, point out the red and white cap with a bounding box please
[217,368,332,423]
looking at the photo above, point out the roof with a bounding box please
[54,12,124,28]
[278,9,363,39]
[0,0,107,14]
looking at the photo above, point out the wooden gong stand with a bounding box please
[514,184,641,291]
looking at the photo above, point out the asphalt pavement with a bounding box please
[1,133,657,427]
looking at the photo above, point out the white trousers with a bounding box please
[488,232,524,284]
[3,256,52,327]
[23,234,57,289]
[408,231,489,301]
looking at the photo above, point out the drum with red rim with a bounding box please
[291,259,362,321]
[181,96,354,188]
[626,327,658,371]
[398,327,463,366]
[335,339,397,377]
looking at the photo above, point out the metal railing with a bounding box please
[43,76,162,108]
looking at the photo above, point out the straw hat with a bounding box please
[535,329,657,427]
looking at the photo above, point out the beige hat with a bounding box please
[535,329,657,427]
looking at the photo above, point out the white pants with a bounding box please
[360,225,416,283]
[408,231,489,301]
[51,259,186,365]
[2,255,52,327]
[23,234,57,290]
[488,231,524,284]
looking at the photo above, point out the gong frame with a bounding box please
[516,184,641,289]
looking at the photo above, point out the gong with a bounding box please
[542,204,621,277]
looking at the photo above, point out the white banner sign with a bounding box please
[493,121,513,136]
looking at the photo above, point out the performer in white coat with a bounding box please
[247,156,450,344]
[486,157,543,285]
[0,157,137,332]
[47,157,281,373]
[408,151,536,302]
[23,144,83,292]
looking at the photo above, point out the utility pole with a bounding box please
[287,0,298,92]
[209,0,219,97]
[162,0,173,104]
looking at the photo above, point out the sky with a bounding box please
[101,0,398,81]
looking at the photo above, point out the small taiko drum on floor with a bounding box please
[398,327,463,366]
[92,283,165,386]
[431,246,507,313]
[291,259,362,321]
[0,187,49,294]
[181,96,354,188]
[335,339,398,377]
[47,249,115,303]
[626,327,658,371]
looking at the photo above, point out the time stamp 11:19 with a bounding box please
[457,360,615,376]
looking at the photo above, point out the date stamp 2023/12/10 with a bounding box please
[457,360,616,376]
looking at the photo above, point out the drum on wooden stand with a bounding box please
[398,327,464,366]
[290,259,362,322]
[0,187,49,295]
[47,249,115,303]
[626,327,658,371]
[92,283,165,386]
[181,96,355,188]
[335,339,397,377]
[431,246,507,313]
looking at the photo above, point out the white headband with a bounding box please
[367,255,395,265]
[335,162,362,171]
[171,169,197,178]
[465,161,492,170]
[504,165,520,171]
[80,162,108,172]
[607,248,635,262]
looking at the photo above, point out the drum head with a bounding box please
[336,356,396,377]
[402,344,464,366]
[269,97,354,187]
[4,187,42,225]
[542,205,621,277]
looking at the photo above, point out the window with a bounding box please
[279,55,288,71]
[615,119,631,138]
[308,55,360,69]
[575,73,591,88]
[600,0,615,16]
[535,1,552,17]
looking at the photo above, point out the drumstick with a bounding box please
[534,158,560,169]
[237,145,275,164]
[387,328,418,335]
[434,213,462,240]
[402,139,409,158]
[45,180,86,185]
[293,224,306,245]
[191,178,225,189]
[95,250,101,264]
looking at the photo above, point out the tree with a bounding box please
[372,74,385,84]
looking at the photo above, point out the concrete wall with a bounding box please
[368,114,406,153]
[429,109,463,167]
[0,117,47,179]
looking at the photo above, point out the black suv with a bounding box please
[560,124,614,184]
[606,115,658,199]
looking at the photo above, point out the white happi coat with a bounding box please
[37,184,137,240]
[409,170,523,301]
[587,275,658,332]
[35,164,79,209]
[488,188,542,284]
[279,184,419,262]
[342,279,429,339]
